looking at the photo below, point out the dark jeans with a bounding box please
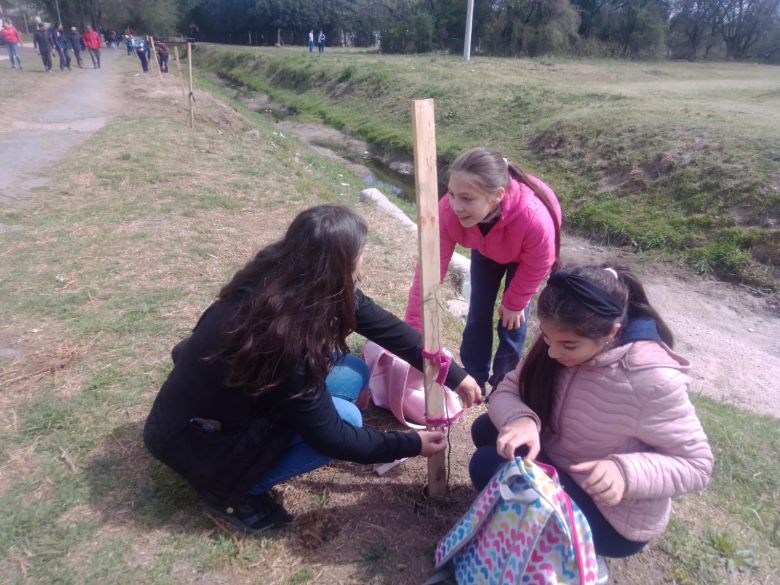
[248,354,369,494]
[88,47,100,68]
[461,249,528,388]
[137,49,149,72]
[40,50,52,71]
[56,47,71,70]
[468,413,648,558]
[73,48,83,68]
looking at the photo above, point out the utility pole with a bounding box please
[53,0,62,24]
[463,0,474,61]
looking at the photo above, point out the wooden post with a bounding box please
[410,99,447,497]
[149,36,163,81]
[173,46,185,97]
[187,42,194,128]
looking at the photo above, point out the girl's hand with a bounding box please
[454,375,481,408]
[499,304,526,330]
[496,418,540,460]
[569,459,625,506]
[418,430,447,457]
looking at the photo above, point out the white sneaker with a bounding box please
[595,555,609,585]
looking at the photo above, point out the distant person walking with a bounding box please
[134,37,150,72]
[83,25,102,69]
[33,23,53,72]
[51,24,72,71]
[69,27,84,68]
[307,29,314,53]
[1,19,23,70]
[317,30,326,53]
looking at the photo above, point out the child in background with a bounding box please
[144,205,481,534]
[469,264,713,582]
[405,147,561,393]
[155,40,169,73]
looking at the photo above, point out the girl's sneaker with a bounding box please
[203,490,293,534]
[596,555,609,585]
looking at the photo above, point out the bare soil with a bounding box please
[1,50,778,585]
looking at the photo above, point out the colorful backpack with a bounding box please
[434,458,598,585]
[360,341,463,429]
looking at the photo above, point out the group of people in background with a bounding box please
[2,18,101,72]
[307,29,326,53]
[3,18,170,76]
[129,36,169,74]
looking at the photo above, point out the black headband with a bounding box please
[547,271,624,318]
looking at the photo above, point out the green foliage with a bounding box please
[197,46,780,288]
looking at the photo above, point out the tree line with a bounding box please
[2,0,779,61]
[189,0,780,61]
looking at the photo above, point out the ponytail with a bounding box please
[614,266,674,347]
[517,264,673,429]
[508,162,561,267]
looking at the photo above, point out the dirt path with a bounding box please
[0,49,124,205]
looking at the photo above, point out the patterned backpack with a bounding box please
[434,458,598,585]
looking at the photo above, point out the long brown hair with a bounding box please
[214,205,367,396]
[448,147,561,264]
[519,264,674,429]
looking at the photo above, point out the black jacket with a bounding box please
[143,288,467,503]
[33,30,51,52]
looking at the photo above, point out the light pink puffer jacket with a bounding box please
[489,340,714,542]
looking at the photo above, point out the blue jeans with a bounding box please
[461,249,528,388]
[249,354,368,494]
[7,43,22,68]
[468,414,648,558]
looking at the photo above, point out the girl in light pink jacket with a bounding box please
[469,264,713,581]
[405,147,561,392]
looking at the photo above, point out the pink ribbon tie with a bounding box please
[421,348,451,385]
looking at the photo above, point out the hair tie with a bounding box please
[603,267,619,279]
[547,271,623,318]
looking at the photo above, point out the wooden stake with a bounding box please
[187,42,194,128]
[410,99,447,497]
[173,46,185,97]
[149,36,163,81]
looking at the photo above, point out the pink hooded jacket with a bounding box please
[489,340,714,542]
[404,176,561,330]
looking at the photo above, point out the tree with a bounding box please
[714,0,780,59]
[669,1,716,60]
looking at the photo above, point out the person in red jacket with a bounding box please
[82,24,102,68]
[1,18,23,70]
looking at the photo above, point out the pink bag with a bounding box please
[360,341,464,429]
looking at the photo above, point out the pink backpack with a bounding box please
[360,341,464,429]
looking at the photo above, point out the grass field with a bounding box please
[0,53,778,585]
[195,45,780,290]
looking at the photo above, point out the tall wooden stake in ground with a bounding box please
[411,99,447,497]
[187,42,194,128]
[149,37,163,81]
[173,46,185,97]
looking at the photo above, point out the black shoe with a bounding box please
[203,491,293,534]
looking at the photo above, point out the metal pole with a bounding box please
[53,0,62,25]
[463,0,474,62]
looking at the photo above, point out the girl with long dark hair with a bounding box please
[144,205,481,533]
[468,264,713,582]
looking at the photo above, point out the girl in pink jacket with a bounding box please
[469,264,713,580]
[405,147,561,392]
